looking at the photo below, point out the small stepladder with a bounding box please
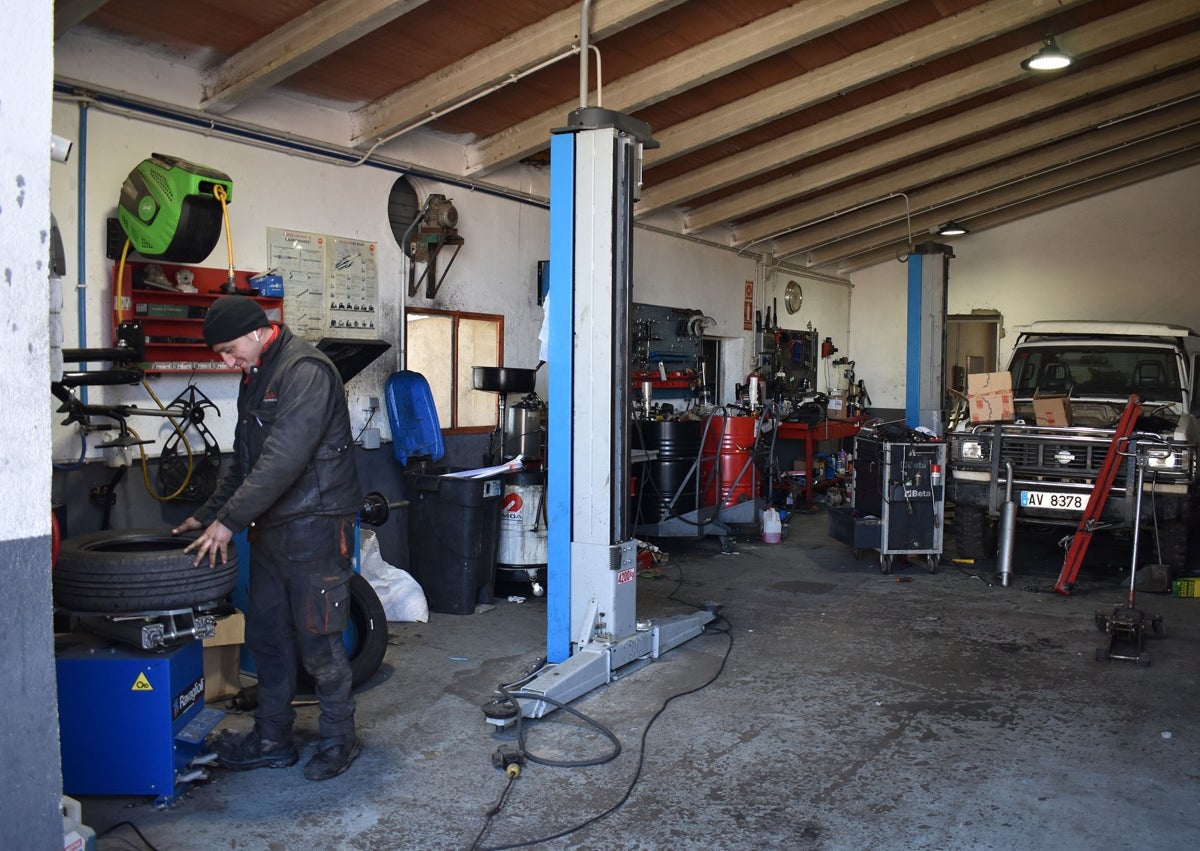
[1053,395,1142,595]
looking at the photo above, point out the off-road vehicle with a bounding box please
[948,321,1199,574]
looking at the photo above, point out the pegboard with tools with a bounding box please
[755,321,820,405]
[630,302,711,393]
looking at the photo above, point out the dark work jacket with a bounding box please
[197,323,361,533]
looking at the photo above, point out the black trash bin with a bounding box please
[401,467,504,614]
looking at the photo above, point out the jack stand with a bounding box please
[1094,606,1165,666]
[1093,439,1168,665]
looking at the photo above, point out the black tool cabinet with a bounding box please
[848,432,946,574]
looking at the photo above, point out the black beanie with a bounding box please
[203,296,269,346]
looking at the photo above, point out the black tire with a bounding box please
[955,506,995,559]
[53,528,237,613]
[297,573,388,693]
[345,573,388,687]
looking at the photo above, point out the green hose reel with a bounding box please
[117,153,233,263]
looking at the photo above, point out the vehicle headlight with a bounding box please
[1147,448,1191,473]
[954,439,985,461]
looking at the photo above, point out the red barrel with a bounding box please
[701,416,760,507]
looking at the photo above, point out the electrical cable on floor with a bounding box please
[471,561,733,850]
[96,819,162,851]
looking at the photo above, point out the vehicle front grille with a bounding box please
[996,439,1106,477]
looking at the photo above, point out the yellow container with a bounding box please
[1171,578,1198,598]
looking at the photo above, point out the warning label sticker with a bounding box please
[132,672,153,692]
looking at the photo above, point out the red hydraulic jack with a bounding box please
[1052,395,1141,596]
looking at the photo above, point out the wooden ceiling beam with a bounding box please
[770,99,1200,259]
[646,0,1090,173]
[731,62,1200,247]
[638,0,1200,214]
[689,30,1200,235]
[200,0,433,114]
[465,0,904,176]
[785,115,1200,265]
[54,0,109,40]
[832,148,1200,274]
[352,0,685,146]
[817,131,1200,268]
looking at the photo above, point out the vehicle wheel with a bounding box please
[53,528,237,613]
[852,547,862,560]
[1094,610,1110,632]
[297,573,387,692]
[880,552,892,575]
[926,554,938,574]
[1150,616,1167,639]
[954,506,995,559]
[1135,650,1152,668]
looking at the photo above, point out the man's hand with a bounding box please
[181,519,234,569]
[172,517,202,536]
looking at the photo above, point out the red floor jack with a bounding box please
[1094,438,1168,666]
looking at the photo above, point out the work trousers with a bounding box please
[245,513,357,746]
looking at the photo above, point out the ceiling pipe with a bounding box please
[579,0,594,108]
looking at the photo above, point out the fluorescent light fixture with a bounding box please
[1021,35,1072,72]
[937,221,969,237]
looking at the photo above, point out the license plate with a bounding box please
[1020,491,1089,511]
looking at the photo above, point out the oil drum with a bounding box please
[700,415,760,507]
[631,419,703,523]
[496,469,547,568]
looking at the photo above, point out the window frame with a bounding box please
[404,307,504,434]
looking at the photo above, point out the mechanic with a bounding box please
[173,295,363,781]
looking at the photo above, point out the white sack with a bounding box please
[359,529,429,623]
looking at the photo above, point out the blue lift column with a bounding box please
[491,107,713,725]
[905,241,954,433]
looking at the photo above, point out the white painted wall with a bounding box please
[49,72,824,462]
[849,163,1200,412]
[0,0,65,844]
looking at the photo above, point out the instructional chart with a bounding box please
[268,227,379,341]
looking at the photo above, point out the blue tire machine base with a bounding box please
[56,633,223,807]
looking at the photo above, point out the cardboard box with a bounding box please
[967,371,1014,423]
[827,391,848,420]
[203,610,245,700]
[1033,392,1072,427]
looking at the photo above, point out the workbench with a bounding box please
[777,417,867,509]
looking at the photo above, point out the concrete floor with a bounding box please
[81,508,1199,851]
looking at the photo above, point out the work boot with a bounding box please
[212,728,298,771]
[303,736,362,781]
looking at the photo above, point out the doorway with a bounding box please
[945,314,1001,403]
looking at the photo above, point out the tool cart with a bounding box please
[829,423,946,574]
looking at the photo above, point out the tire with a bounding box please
[344,573,388,687]
[53,528,237,613]
[954,505,995,559]
[297,573,388,693]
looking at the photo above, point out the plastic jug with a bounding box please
[761,507,782,544]
[62,795,96,851]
